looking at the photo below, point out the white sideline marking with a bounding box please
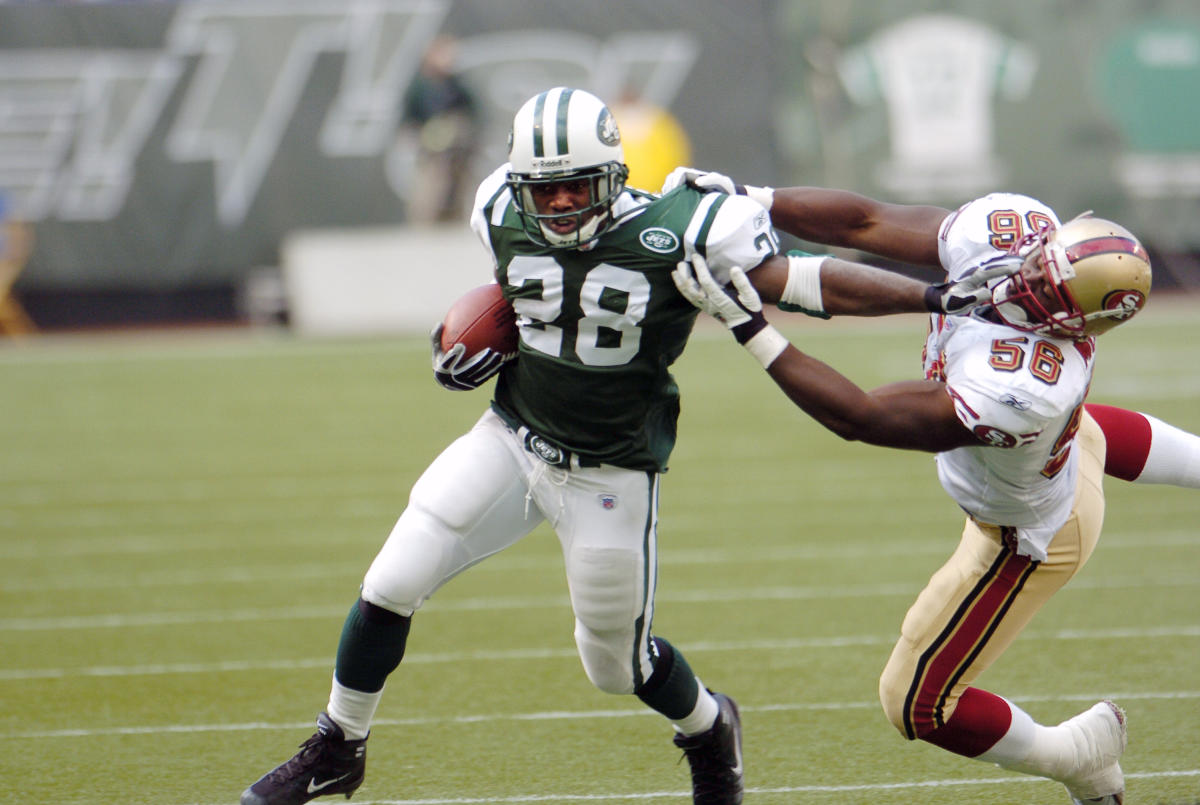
[3,626,1199,681]
[7,691,1199,740]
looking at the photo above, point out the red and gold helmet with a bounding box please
[991,215,1151,338]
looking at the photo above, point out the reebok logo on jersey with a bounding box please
[1000,394,1032,410]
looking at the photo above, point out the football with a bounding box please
[440,283,518,356]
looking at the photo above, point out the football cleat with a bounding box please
[240,712,366,805]
[673,691,744,805]
[1059,701,1126,804]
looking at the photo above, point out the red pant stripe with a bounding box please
[901,542,1037,739]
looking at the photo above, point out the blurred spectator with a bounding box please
[611,91,693,192]
[399,35,480,224]
[0,192,35,337]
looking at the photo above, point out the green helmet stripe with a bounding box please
[531,91,548,157]
[555,88,574,156]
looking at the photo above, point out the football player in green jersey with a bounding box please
[240,87,999,805]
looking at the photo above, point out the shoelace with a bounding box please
[263,734,325,783]
[677,741,736,795]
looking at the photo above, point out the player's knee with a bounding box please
[878,661,914,737]
[574,623,635,694]
[361,505,458,615]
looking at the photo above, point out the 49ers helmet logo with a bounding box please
[1102,289,1145,321]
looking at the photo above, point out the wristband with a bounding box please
[742,324,789,369]
[923,284,943,313]
[781,255,828,314]
[743,184,775,210]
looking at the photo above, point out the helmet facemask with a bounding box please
[507,163,629,248]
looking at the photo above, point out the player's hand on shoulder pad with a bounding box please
[924,254,1022,316]
[672,255,767,344]
[430,323,513,391]
[661,166,738,196]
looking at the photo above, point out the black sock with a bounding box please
[635,636,701,720]
[334,598,411,692]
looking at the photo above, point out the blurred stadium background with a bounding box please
[0,0,1198,335]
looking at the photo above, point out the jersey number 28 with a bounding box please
[506,256,649,367]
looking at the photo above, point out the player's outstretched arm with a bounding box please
[662,167,947,267]
[673,254,978,453]
[746,252,1015,318]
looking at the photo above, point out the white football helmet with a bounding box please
[991,215,1151,338]
[506,87,629,248]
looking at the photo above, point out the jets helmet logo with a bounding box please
[597,108,620,146]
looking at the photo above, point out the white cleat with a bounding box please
[1060,701,1126,804]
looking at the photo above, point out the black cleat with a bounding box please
[240,712,366,805]
[673,692,744,804]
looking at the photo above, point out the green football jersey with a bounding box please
[472,167,779,471]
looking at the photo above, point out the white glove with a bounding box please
[672,254,766,342]
[924,254,1023,316]
[660,166,774,209]
[430,323,513,391]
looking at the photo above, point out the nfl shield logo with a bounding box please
[598,494,617,510]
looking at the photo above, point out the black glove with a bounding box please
[924,254,1023,315]
[430,324,513,391]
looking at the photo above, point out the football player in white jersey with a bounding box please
[238,89,998,805]
[673,192,1158,804]
[663,168,1200,490]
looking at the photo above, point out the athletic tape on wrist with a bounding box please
[744,185,775,210]
[782,255,827,314]
[743,325,789,369]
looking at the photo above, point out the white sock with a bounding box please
[673,681,720,736]
[975,698,1078,781]
[326,675,383,740]
[1140,413,1200,487]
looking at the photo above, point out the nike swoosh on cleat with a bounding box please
[306,774,351,794]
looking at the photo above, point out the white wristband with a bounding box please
[745,185,775,210]
[743,324,789,369]
[782,255,828,314]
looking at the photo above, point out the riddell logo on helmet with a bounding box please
[1102,289,1145,320]
[532,157,570,170]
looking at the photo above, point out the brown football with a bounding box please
[440,283,518,356]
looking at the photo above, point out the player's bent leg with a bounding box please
[363,411,543,614]
[880,418,1123,800]
[241,411,540,805]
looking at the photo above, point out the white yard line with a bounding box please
[6,690,1199,740]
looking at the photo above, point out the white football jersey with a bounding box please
[925,193,1095,561]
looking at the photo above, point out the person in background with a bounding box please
[398,35,481,224]
[0,191,36,337]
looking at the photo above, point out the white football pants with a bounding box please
[361,408,660,694]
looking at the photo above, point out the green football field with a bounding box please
[2,303,1198,805]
